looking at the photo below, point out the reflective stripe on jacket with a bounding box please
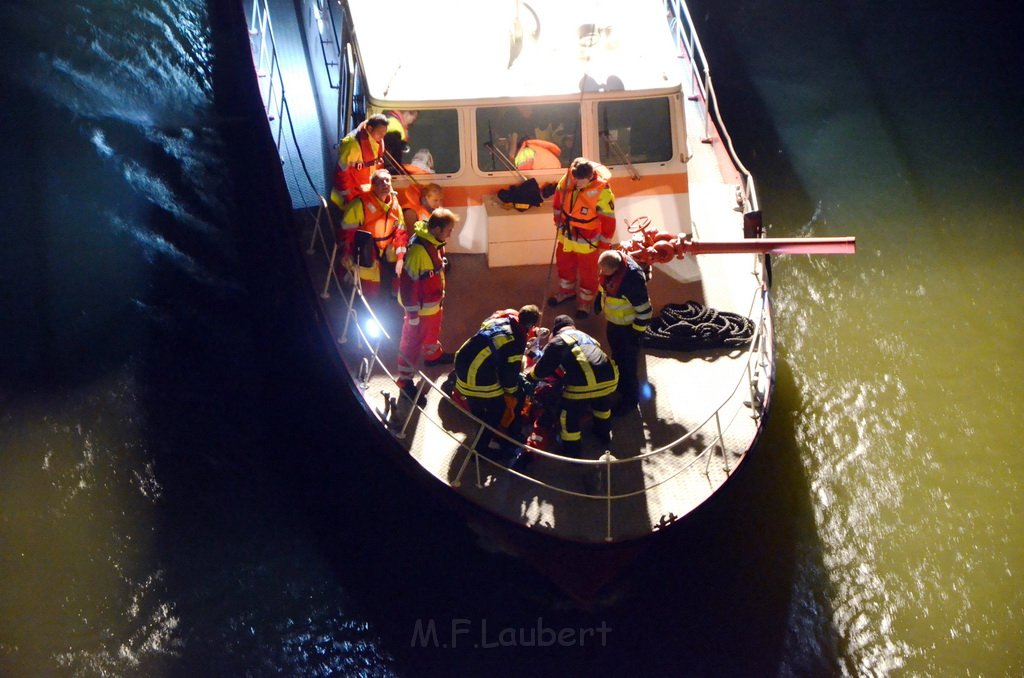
[530,328,618,400]
[455,312,526,399]
[330,124,384,207]
[601,254,652,332]
[399,221,445,316]
[553,162,615,252]
[341,191,403,253]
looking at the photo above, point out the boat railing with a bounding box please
[665,0,759,213]
[309,0,341,91]
[247,0,329,211]
[307,0,361,141]
[247,0,774,541]
[248,0,284,146]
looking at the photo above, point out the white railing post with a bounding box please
[452,441,481,488]
[604,454,614,542]
[308,198,333,256]
[338,279,359,343]
[394,377,430,438]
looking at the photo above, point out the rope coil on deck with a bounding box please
[643,301,754,351]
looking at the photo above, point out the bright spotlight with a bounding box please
[363,317,382,339]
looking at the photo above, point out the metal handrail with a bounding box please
[247,0,773,540]
[248,0,322,206]
[311,0,341,89]
[665,0,760,213]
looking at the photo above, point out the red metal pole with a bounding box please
[683,236,856,256]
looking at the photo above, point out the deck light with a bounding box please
[363,317,382,339]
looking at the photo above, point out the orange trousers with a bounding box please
[554,242,600,307]
[397,311,444,384]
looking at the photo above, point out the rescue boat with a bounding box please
[242,0,854,597]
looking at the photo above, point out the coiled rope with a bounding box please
[642,301,753,351]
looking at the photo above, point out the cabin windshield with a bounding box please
[597,97,674,166]
[475,103,583,172]
[376,108,461,175]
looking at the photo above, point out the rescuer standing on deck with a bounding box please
[330,113,388,209]
[396,208,458,403]
[399,182,443,235]
[339,169,405,298]
[597,249,652,416]
[547,157,617,320]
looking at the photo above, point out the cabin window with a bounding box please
[475,103,583,172]
[378,108,460,175]
[597,98,673,165]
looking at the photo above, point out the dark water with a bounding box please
[1,1,1021,675]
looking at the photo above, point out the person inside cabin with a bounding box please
[513,137,562,170]
[453,305,540,456]
[405,148,435,174]
[330,113,388,209]
[526,315,618,458]
[507,105,565,170]
[383,110,419,173]
[396,208,458,403]
[597,249,652,416]
[339,169,405,298]
[547,157,617,319]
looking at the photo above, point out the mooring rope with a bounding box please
[642,301,754,351]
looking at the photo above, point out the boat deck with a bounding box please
[297,212,770,543]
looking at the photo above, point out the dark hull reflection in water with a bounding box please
[0,0,1020,675]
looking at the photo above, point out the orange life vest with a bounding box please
[556,162,612,234]
[514,139,562,170]
[352,191,402,253]
[399,184,431,223]
[332,124,385,204]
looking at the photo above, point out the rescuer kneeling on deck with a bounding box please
[454,305,541,455]
[527,315,618,457]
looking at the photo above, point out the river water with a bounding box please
[1,1,1021,675]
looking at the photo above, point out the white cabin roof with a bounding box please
[347,0,683,106]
